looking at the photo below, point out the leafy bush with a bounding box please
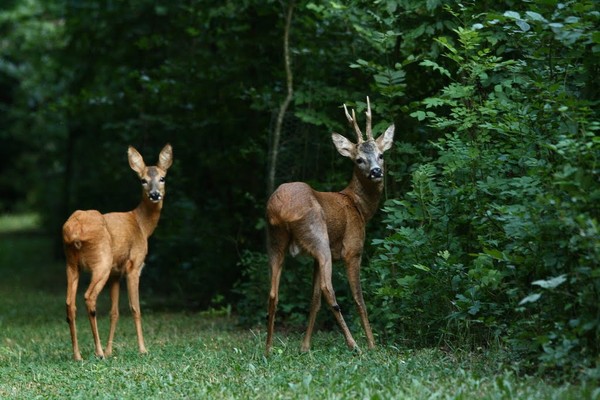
[368,2,599,377]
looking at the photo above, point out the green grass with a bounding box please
[0,212,40,234]
[0,220,597,399]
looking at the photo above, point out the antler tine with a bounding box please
[365,96,373,140]
[343,103,364,143]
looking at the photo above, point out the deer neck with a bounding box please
[133,195,163,238]
[340,168,384,222]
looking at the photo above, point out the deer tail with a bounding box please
[63,219,83,250]
[62,210,104,250]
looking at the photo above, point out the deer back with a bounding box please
[267,182,365,260]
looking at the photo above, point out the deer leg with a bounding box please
[84,262,112,359]
[316,252,358,352]
[301,260,322,352]
[125,262,147,355]
[66,262,81,361]
[105,275,120,357]
[265,250,285,355]
[345,254,375,349]
[294,215,359,353]
[265,226,288,355]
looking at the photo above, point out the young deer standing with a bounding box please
[62,144,173,361]
[265,97,394,354]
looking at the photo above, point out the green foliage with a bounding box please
[370,1,599,378]
[0,0,67,213]
[2,0,283,303]
[233,250,272,326]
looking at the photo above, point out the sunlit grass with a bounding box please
[0,212,40,233]
[0,232,597,399]
[2,315,596,399]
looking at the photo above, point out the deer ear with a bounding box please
[157,144,173,171]
[332,133,356,158]
[128,146,146,176]
[376,124,395,153]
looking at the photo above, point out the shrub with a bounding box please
[368,3,599,378]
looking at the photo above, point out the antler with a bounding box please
[344,103,364,143]
[343,97,374,142]
[365,96,373,140]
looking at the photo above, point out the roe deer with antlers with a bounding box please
[63,144,173,361]
[265,97,394,354]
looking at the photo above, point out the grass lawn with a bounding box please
[0,215,597,399]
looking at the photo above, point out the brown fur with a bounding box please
[63,144,172,361]
[265,98,394,354]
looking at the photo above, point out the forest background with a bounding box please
[0,0,597,381]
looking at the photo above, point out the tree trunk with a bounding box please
[267,1,295,195]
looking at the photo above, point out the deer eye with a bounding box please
[159,177,165,183]
[356,158,365,165]
[141,179,148,185]
[378,154,384,160]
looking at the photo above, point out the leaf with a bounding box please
[426,0,442,11]
[412,263,430,272]
[410,110,427,121]
[483,248,508,261]
[419,60,451,78]
[468,301,481,315]
[532,274,567,289]
[443,83,474,99]
[564,16,579,24]
[437,250,450,260]
[423,97,446,108]
[434,36,457,54]
[519,293,542,305]
[503,11,521,20]
[516,20,530,32]
[525,11,547,23]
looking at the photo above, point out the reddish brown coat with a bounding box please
[63,144,172,361]
[265,97,394,354]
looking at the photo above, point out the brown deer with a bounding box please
[265,97,394,354]
[62,144,173,361]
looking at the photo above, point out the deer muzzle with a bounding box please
[148,191,162,202]
[369,167,383,180]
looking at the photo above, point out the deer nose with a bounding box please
[370,167,383,179]
[148,191,162,201]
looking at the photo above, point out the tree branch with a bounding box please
[267,0,295,195]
